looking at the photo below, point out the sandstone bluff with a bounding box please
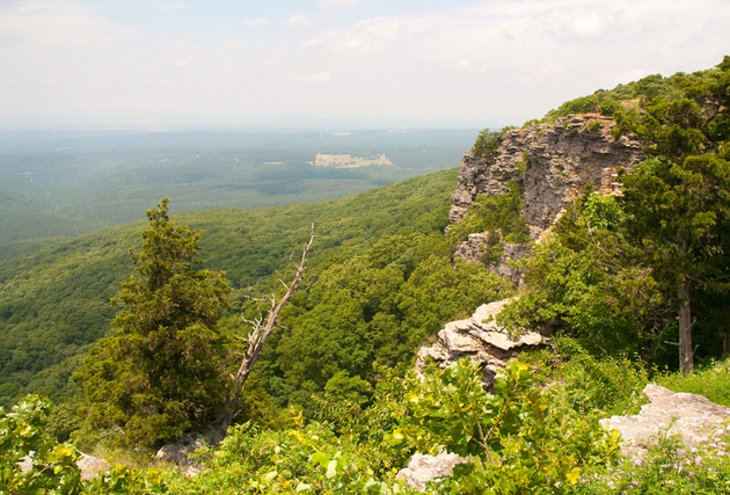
[449,113,645,234]
[419,113,645,381]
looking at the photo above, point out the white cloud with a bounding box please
[115,0,189,12]
[149,1,189,11]
[293,0,730,125]
[304,16,432,54]
[243,17,270,27]
[1,0,729,128]
[448,59,489,74]
[0,1,125,47]
[287,14,317,28]
[568,12,605,37]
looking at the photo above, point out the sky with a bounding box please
[0,0,728,130]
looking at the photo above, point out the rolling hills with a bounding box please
[0,168,457,406]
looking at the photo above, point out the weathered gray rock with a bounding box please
[416,298,545,387]
[77,453,111,480]
[397,452,469,492]
[19,451,110,480]
[602,384,730,456]
[155,435,206,476]
[453,233,531,286]
[449,114,644,233]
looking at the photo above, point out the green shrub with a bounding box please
[166,417,406,494]
[585,120,603,133]
[515,151,531,173]
[544,92,621,121]
[521,337,649,416]
[0,395,83,494]
[498,192,662,358]
[392,360,620,494]
[84,466,168,495]
[472,129,503,156]
[478,231,505,266]
[448,181,530,245]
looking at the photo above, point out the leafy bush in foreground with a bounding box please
[393,360,620,494]
[0,396,82,494]
[166,415,407,494]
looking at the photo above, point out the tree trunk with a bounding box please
[677,275,694,375]
[212,227,315,438]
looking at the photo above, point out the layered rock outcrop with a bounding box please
[416,298,544,387]
[449,114,644,238]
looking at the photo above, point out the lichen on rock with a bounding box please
[602,384,730,457]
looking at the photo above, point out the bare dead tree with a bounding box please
[214,226,315,436]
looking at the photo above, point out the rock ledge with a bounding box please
[416,298,544,387]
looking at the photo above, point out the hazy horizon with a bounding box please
[1,0,728,131]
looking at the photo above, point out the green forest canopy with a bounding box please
[0,169,457,407]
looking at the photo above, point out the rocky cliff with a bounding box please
[449,114,645,238]
[419,113,646,381]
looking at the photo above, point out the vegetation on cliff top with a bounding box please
[500,56,730,374]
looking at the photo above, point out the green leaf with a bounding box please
[310,451,330,468]
[565,467,580,484]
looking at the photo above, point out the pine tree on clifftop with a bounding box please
[73,198,230,449]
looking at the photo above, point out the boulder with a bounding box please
[77,452,111,480]
[602,384,730,456]
[397,452,469,492]
[155,434,206,476]
[19,451,110,480]
[416,298,545,387]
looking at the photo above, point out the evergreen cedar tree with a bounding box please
[73,198,231,448]
[617,56,730,374]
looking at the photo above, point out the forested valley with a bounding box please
[2,57,729,494]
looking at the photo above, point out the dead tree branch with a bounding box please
[214,225,315,436]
